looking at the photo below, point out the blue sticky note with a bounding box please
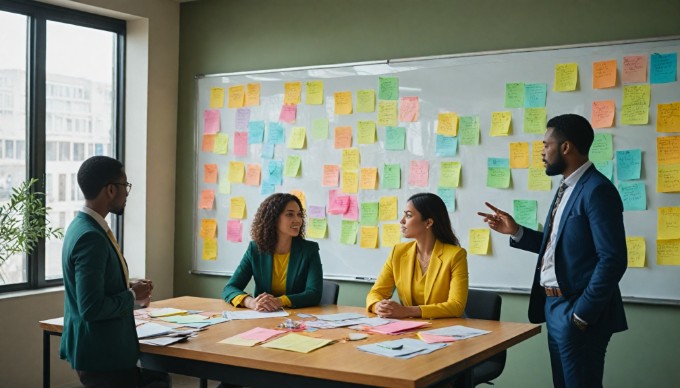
[267,122,285,144]
[650,52,677,84]
[435,135,458,157]
[618,181,646,211]
[524,83,547,108]
[261,143,275,159]
[264,160,283,185]
[437,187,456,212]
[248,121,265,144]
[615,149,642,181]
[260,183,276,195]
[235,108,250,130]
[385,126,406,150]
[488,157,510,168]
[593,160,614,181]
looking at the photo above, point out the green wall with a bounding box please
[175,1,680,386]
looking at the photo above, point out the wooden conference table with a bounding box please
[40,296,540,388]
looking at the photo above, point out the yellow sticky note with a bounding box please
[334,91,353,114]
[322,165,340,187]
[623,84,651,106]
[360,167,378,190]
[469,229,490,255]
[306,80,323,105]
[625,237,645,268]
[657,164,680,193]
[284,82,302,105]
[440,161,462,188]
[523,107,547,134]
[200,219,217,239]
[307,218,327,239]
[218,173,231,194]
[341,171,359,194]
[658,207,680,240]
[657,239,680,265]
[228,161,245,183]
[379,196,398,221]
[230,197,247,219]
[204,163,218,184]
[288,127,306,149]
[554,63,578,92]
[202,238,217,260]
[341,148,360,171]
[357,89,375,113]
[657,102,680,133]
[334,126,353,149]
[209,87,224,109]
[509,142,530,169]
[621,104,649,125]
[290,189,306,210]
[228,85,245,108]
[214,133,229,155]
[592,60,617,89]
[377,100,398,126]
[245,164,261,186]
[381,223,401,247]
[360,226,379,249]
[531,141,544,167]
[657,136,680,165]
[357,121,377,144]
[245,83,260,107]
[437,113,458,136]
[528,167,551,191]
[490,111,512,136]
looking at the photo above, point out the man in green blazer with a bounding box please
[61,156,155,387]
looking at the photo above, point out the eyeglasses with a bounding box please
[110,182,132,194]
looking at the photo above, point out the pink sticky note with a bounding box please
[235,108,251,130]
[322,165,340,187]
[199,190,215,209]
[245,164,261,186]
[591,100,615,129]
[370,320,429,335]
[308,205,326,219]
[234,131,248,157]
[239,327,286,341]
[419,333,457,344]
[279,104,297,123]
[408,160,429,187]
[204,109,220,134]
[399,96,419,122]
[328,189,350,215]
[227,220,242,242]
[343,195,359,220]
[622,55,647,84]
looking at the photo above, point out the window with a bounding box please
[0,1,125,291]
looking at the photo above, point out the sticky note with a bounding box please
[307,218,327,239]
[621,104,649,125]
[435,135,458,157]
[287,127,306,149]
[591,100,615,129]
[618,181,646,211]
[490,111,512,136]
[378,77,398,100]
[382,163,401,189]
[228,85,245,108]
[524,83,547,108]
[357,121,377,144]
[658,207,680,240]
[245,164,261,186]
[279,104,297,123]
[625,237,645,268]
[230,197,246,219]
[650,52,677,84]
[200,219,217,239]
[509,142,530,169]
[657,164,680,193]
[616,149,642,181]
[528,167,551,191]
[439,161,461,188]
[341,148,360,171]
[202,134,216,153]
[228,161,245,183]
[248,121,265,144]
[513,200,538,230]
[656,239,680,265]
[381,224,401,247]
[459,116,480,145]
[204,164,218,184]
[334,126,353,149]
[234,108,250,130]
[344,195,359,221]
[622,85,650,125]
[234,131,248,157]
[468,229,490,255]
[341,171,359,194]
[656,136,680,165]
[437,187,456,212]
[531,141,544,167]
[592,60,617,89]
[622,55,647,84]
[505,82,525,108]
[227,220,242,242]
[589,133,613,162]
[284,82,301,105]
[385,126,406,150]
[311,118,329,140]
[267,122,285,144]
[328,189,350,215]
[487,158,511,189]
[340,220,359,245]
[379,196,398,221]
[360,167,378,190]
[245,83,260,107]
[360,226,379,249]
[290,189,306,210]
[283,155,301,177]
[334,91,353,115]
[203,109,220,134]
[305,80,323,105]
[554,63,578,92]
[211,134,227,155]
[437,113,458,136]
[657,102,680,133]
[202,238,217,260]
[378,100,398,126]
[261,143,274,159]
[408,160,429,187]
[398,96,419,122]
[218,173,231,194]
[524,107,547,134]
[260,183,275,196]
[199,190,214,209]
[308,205,326,219]
[623,84,651,106]
[357,89,376,112]
[360,202,379,226]
[210,87,224,109]
[593,160,614,181]
[322,165,340,187]
[264,160,283,185]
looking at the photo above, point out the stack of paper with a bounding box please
[260,333,333,353]
[147,308,188,318]
[357,338,448,359]
[223,310,289,320]
[369,320,430,335]
[219,327,287,347]
[418,325,490,342]
[137,322,202,346]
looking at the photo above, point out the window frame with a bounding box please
[0,0,126,293]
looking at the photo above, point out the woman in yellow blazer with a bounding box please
[367,193,468,319]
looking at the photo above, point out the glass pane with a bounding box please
[45,21,117,280]
[0,11,28,286]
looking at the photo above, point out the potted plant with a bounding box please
[0,178,63,265]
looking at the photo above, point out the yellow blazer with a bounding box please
[366,239,468,319]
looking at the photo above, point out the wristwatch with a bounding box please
[572,314,588,332]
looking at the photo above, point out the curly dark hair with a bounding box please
[250,193,306,254]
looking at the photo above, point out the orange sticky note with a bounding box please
[334,126,353,149]
[591,100,616,129]
[592,60,617,89]
[657,102,680,133]
[199,190,215,209]
[334,91,353,115]
[245,164,261,186]
[360,167,378,190]
[284,82,302,105]
[398,96,419,122]
[202,134,216,152]
[204,164,218,184]
[509,142,530,169]
[228,85,245,108]
[200,219,217,239]
[322,165,340,187]
[245,83,260,107]
[657,136,680,165]
[209,87,224,109]
[290,189,306,210]
[622,55,647,84]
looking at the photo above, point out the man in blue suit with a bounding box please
[478,114,628,387]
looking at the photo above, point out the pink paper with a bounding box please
[227,220,242,242]
[370,320,430,335]
[343,195,359,221]
[279,104,297,123]
[238,327,286,341]
[622,55,647,84]
[204,109,220,134]
[419,333,457,344]
[235,108,251,130]
[408,160,429,187]
[308,205,326,219]
[234,131,248,157]
[328,189,350,215]
[398,96,419,122]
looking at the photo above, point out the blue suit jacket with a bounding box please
[511,165,628,332]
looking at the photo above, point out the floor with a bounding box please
[171,374,220,388]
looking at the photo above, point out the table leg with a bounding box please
[43,331,50,388]
[199,378,208,388]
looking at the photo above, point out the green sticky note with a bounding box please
[283,155,301,177]
[218,172,231,194]
[360,202,379,226]
[459,116,480,145]
[311,118,329,140]
[214,133,229,154]
[589,133,613,162]
[357,121,377,144]
[593,160,614,181]
[356,90,376,112]
[487,167,511,188]
[505,82,525,108]
[385,126,406,150]
[513,199,538,230]
[524,107,547,134]
[340,220,359,244]
[440,161,461,188]
[378,77,399,100]
[383,163,401,189]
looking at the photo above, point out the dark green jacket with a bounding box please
[60,212,138,371]
[222,238,323,307]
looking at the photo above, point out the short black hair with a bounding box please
[77,156,124,200]
[408,192,460,246]
[546,114,594,155]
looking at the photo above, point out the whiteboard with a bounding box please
[192,37,680,304]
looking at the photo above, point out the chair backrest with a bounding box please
[465,289,502,320]
[320,280,340,305]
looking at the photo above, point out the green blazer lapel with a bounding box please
[286,238,303,294]
[424,239,444,304]
[258,248,274,294]
[401,242,417,305]
[78,212,126,288]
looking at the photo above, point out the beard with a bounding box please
[545,153,566,176]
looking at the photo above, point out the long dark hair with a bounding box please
[250,193,306,254]
[408,192,459,246]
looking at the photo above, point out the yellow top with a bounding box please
[232,252,292,308]
[411,258,427,306]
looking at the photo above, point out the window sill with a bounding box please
[0,285,64,301]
